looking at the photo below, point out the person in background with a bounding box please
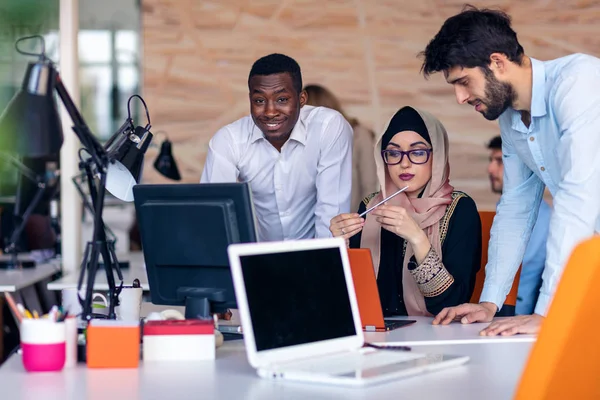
[304,84,378,212]
[330,106,481,317]
[420,5,600,335]
[201,54,353,241]
[487,135,551,315]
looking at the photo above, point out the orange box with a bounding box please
[86,320,140,368]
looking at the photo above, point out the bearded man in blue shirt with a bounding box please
[420,5,600,336]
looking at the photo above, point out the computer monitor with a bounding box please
[132,182,257,319]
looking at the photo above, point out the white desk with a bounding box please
[47,252,148,291]
[370,316,537,345]
[0,261,61,292]
[0,317,533,400]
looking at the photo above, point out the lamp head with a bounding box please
[0,58,63,156]
[153,139,181,181]
[105,124,153,202]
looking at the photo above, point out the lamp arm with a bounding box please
[71,173,118,243]
[0,152,41,183]
[54,73,107,169]
[78,161,122,320]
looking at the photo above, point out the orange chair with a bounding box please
[514,235,600,399]
[470,211,521,308]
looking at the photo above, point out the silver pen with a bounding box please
[358,185,409,218]
[218,324,243,334]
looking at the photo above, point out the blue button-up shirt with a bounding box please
[515,199,551,315]
[480,54,600,316]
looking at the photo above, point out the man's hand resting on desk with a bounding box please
[433,302,544,336]
[479,314,544,336]
[432,302,497,325]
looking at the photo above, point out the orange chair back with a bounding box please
[514,235,600,400]
[471,211,520,306]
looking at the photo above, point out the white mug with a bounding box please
[91,293,109,316]
[62,289,108,316]
[116,287,143,322]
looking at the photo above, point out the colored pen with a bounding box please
[359,186,410,218]
[58,311,69,322]
[3,292,22,323]
[17,304,32,319]
[49,305,58,321]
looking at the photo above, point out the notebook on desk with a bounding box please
[348,248,416,332]
[227,237,469,387]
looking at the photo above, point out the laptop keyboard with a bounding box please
[279,348,424,375]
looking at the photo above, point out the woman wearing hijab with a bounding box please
[329,106,481,317]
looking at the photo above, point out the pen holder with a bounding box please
[20,319,66,372]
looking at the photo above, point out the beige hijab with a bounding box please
[360,106,454,316]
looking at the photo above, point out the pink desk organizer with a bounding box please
[20,319,66,372]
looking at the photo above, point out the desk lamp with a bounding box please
[72,96,157,270]
[0,35,154,322]
[0,35,63,269]
[152,131,181,181]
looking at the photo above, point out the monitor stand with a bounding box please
[177,287,228,319]
[176,287,243,341]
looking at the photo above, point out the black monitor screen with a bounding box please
[133,183,257,314]
[240,246,356,352]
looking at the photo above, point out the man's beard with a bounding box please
[480,68,515,121]
[490,177,503,194]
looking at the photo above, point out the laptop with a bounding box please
[348,248,416,332]
[227,237,469,387]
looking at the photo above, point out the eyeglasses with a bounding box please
[381,148,432,165]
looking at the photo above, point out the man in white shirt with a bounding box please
[200,53,353,241]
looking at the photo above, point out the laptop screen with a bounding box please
[240,246,357,352]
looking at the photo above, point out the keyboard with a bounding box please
[277,348,424,375]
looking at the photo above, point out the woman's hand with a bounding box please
[329,213,364,241]
[371,205,423,242]
[371,205,430,261]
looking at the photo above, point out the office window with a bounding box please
[78,29,140,140]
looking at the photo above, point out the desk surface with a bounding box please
[371,316,536,345]
[0,261,61,292]
[0,317,533,400]
[47,252,148,291]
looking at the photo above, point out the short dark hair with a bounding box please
[487,135,502,150]
[419,4,524,78]
[248,53,303,94]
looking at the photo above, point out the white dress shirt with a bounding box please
[480,55,600,315]
[200,105,353,242]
